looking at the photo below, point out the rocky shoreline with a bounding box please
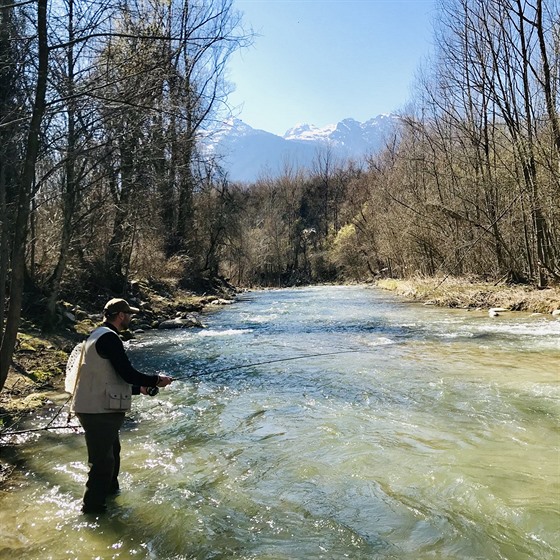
[0,279,239,424]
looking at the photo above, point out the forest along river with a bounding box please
[0,285,559,560]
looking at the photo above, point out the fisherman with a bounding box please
[72,298,173,514]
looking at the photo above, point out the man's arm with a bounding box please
[96,331,160,387]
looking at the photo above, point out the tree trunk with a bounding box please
[44,0,78,330]
[535,0,560,164]
[0,0,19,356]
[0,0,48,391]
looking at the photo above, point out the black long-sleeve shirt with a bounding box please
[95,323,159,388]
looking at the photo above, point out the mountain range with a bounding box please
[204,114,399,183]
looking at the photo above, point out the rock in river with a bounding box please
[158,315,206,329]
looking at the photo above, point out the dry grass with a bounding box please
[376,276,560,314]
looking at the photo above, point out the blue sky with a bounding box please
[227,0,437,136]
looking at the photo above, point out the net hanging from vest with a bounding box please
[65,342,85,394]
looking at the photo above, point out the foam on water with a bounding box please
[197,328,252,337]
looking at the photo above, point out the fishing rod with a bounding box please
[169,348,375,382]
[0,349,375,437]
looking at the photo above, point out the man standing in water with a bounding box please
[72,298,173,514]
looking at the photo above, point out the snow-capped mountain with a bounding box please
[205,114,399,183]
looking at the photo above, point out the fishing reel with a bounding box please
[146,386,159,397]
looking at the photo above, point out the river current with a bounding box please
[0,285,558,559]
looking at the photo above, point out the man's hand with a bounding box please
[140,386,159,396]
[156,374,173,387]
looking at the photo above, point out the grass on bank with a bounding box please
[376,276,560,314]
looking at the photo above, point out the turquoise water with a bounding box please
[1,286,559,559]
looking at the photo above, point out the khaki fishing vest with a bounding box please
[72,326,132,414]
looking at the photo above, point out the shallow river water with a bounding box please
[1,285,559,559]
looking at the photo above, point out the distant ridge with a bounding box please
[205,114,400,183]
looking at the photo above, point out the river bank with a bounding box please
[375,277,560,314]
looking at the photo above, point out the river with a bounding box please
[0,285,558,559]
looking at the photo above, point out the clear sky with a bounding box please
[227,0,437,136]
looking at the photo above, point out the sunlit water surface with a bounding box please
[1,286,558,559]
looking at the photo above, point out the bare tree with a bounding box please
[0,0,25,335]
[0,0,250,390]
[0,0,48,390]
[40,0,117,327]
[162,0,249,260]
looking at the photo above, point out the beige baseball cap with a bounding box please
[103,298,140,317]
